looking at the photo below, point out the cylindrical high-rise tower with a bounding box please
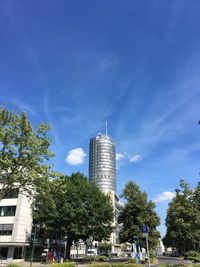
[89,133,116,193]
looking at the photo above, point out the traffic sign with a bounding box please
[142,233,148,237]
[141,225,149,234]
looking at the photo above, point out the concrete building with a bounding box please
[89,133,121,255]
[0,190,32,263]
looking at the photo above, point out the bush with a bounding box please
[111,263,124,267]
[184,251,200,262]
[184,251,200,259]
[126,264,144,267]
[128,258,137,264]
[52,262,76,267]
[95,256,109,261]
[109,253,118,258]
[84,256,95,261]
[89,263,110,267]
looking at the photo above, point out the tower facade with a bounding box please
[89,133,121,254]
[89,133,116,193]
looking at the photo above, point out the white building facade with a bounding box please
[0,190,32,263]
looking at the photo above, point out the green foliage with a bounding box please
[84,256,93,261]
[119,181,160,249]
[0,106,55,201]
[52,263,76,267]
[95,255,109,261]
[35,172,114,258]
[110,263,124,267]
[184,250,200,262]
[149,251,155,259]
[7,264,21,267]
[184,251,200,258]
[89,264,110,267]
[126,264,145,267]
[163,180,200,254]
[99,241,112,250]
[128,258,137,263]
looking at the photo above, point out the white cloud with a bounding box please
[129,154,142,162]
[116,153,124,161]
[65,148,87,166]
[154,191,175,203]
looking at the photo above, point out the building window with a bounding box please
[14,247,23,259]
[0,224,13,235]
[0,206,16,216]
[0,247,8,259]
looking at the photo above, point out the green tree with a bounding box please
[98,241,112,253]
[163,180,200,254]
[34,172,114,259]
[0,106,54,200]
[119,181,160,249]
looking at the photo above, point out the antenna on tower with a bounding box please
[105,120,108,136]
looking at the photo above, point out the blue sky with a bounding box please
[1,0,200,237]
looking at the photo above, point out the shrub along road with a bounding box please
[156,255,193,266]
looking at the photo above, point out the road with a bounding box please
[156,255,193,266]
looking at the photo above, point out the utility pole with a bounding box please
[30,226,37,267]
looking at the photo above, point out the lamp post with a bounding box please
[30,225,38,267]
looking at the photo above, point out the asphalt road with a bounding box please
[156,255,193,266]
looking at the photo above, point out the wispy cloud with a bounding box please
[116,153,124,161]
[129,154,142,163]
[154,191,175,203]
[114,58,200,158]
[8,98,39,116]
[65,147,87,166]
[43,94,61,149]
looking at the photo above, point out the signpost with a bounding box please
[142,225,150,267]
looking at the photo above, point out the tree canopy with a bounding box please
[119,181,160,249]
[34,172,114,258]
[0,106,54,201]
[163,180,200,254]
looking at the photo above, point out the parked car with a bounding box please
[41,249,48,257]
[87,249,97,257]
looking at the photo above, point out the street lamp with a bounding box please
[30,224,39,267]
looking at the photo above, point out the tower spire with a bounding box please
[106,120,108,136]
